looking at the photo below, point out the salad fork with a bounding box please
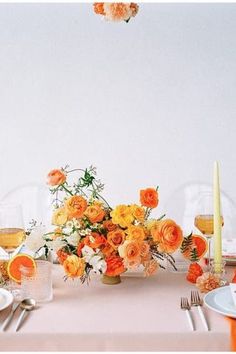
[180,297,195,331]
[191,290,210,331]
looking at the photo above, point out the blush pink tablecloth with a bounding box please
[0,265,232,352]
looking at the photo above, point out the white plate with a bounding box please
[0,288,13,311]
[204,286,236,318]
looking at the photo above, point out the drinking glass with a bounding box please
[0,203,25,256]
[20,260,53,302]
[194,192,224,270]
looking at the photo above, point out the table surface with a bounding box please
[0,264,233,351]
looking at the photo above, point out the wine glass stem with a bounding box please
[206,236,211,271]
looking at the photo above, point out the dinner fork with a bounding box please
[180,297,195,331]
[191,290,210,331]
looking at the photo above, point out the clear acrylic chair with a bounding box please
[164,182,236,271]
[1,183,52,230]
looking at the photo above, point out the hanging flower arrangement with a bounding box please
[93,2,139,23]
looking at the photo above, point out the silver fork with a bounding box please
[191,290,210,331]
[180,297,195,331]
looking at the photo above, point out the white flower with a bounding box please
[81,245,95,262]
[25,226,46,253]
[89,256,107,274]
[73,219,81,228]
[81,246,106,274]
[65,221,74,233]
[47,237,65,253]
[79,228,90,236]
[66,232,81,246]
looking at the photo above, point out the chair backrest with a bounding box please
[164,182,236,242]
[1,183,52,230]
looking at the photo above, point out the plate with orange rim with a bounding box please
[204,286,236,319]
[0,288,13,311]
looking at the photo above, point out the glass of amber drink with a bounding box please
[194,192,224,270]
[0,203,25,256]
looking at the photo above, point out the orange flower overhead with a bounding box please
[140,188,159,208]
[93,2,139,22]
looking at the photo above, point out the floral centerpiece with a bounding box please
[27,166,184,285]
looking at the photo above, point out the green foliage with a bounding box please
[190,247,199,262]
[180,233,193,254]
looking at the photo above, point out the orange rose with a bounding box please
[118,240,141,263]
[151,219,183,254]
[63,255,85,278]
[144,259,159,276]
[47,169,66,186]
[102,243,116,258]
[57,249,69,265]
[103,219,117,232]
[105,255,125,276]
[93,2,105,15]
[126,225,146,242]
[140,188,158,208]
[84,204,105,223]
[131,204,145,222]
[186,263,203,283]
[107,228,125,249]
[77,241,85,257]
[65,195,87,219]
[140,241,150,261]
[84,232,106,249]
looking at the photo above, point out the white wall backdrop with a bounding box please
[0,3,236,216]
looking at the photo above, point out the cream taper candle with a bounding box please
[213,161,222,273]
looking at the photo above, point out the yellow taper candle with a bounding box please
[213,161,222,273]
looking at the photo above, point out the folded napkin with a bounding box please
[227,317,236,351]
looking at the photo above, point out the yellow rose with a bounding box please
[126,225,146,242]
[111,205,134,228]
[52,207,68,226]
[130,204,145,222]
[63,255,85,278]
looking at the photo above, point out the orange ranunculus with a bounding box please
[84,232,106,249]
[63,255,85,278]
[47,169,66,186]
[151,219,183,254]
[144,259,159,277]
[140,188,158,208]
[65,195,87,219]
[118,240,141,263]
[103,219,117,232]
[105,255,125,276]
[93,2,105,15]
[126,225,146,242]
[102,243,116,258]
[84,204,105,223]
[107,228,125,249]
[57,249,69,265]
